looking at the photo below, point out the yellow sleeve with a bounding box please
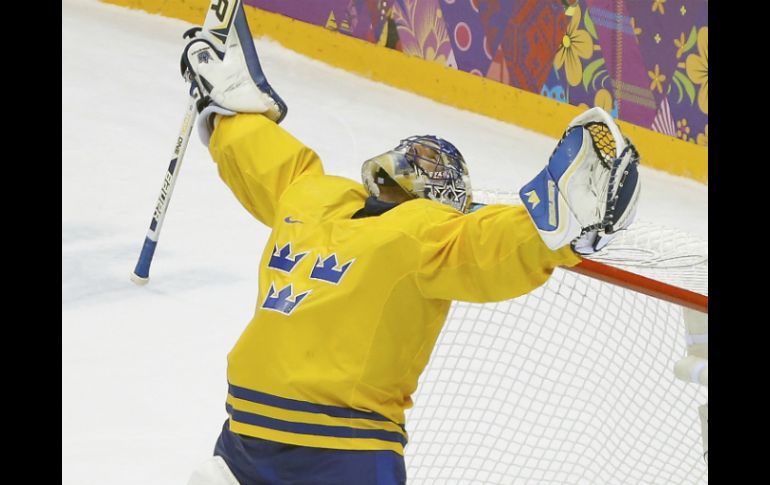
[415,204,582,302]
[208,113,324,227]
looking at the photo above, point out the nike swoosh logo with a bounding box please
[284,216,303,224]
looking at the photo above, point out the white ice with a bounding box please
[62,1,708,484]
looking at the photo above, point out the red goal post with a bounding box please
[570,258,707,313]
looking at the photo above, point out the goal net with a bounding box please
[404,190,708,484]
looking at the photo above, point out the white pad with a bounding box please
[187,456,241,485]
[186,40,278,117]
[197,104,235,147]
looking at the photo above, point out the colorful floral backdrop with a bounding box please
[246,0,708,147]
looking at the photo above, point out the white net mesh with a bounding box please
[403,190,708,484]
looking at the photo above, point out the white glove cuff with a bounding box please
[197,103,236,146]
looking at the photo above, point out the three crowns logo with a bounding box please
[263,242,355,315]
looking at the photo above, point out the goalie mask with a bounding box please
[361,135,473,213]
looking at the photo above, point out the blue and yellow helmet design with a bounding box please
[362,135,473,213]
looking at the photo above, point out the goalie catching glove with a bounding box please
[519,107,641,255]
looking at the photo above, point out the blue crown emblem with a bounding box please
[310,254,354,284]
[268,243,308,273]
[261,284,311,315]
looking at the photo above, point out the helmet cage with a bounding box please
[362,135,472,213]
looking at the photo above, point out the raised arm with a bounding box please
[208,114,324,227]
[181,7,321,228]
[414,203,581,302]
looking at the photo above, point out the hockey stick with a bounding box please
[130,86,200,285]
[130,0,241,285]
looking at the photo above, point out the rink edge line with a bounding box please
[99,0,707,184]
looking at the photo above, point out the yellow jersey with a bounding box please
[208,114,581,455]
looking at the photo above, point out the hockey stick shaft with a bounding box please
[131,86,200,285]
